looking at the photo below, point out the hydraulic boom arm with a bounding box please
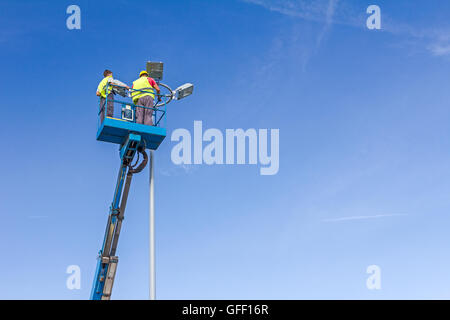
[90,133,147,300]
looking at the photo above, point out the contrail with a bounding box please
[243,0,450,57]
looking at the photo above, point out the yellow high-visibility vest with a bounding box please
[131,76,155,103]
[97,76,113,98]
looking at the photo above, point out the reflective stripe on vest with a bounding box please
[131,77,155,102]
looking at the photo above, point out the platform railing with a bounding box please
[97,83,167,131]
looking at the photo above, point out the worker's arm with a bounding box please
[153,82,161,94]
[112,84,130,89]
[110,79,130,90]
[96,91,101,96]
[147,78,160,93]
[154,83,161,102]
[148,78,161,101]
[116,83,130,90]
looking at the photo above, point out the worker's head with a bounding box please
[139,70,148,77]
[103,69,113,77]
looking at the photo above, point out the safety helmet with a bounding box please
[139,70,148,77]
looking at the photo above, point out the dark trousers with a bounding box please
[100,93,114,122]
[136,95,154,126]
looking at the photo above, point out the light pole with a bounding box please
[145,61,194,300]
[149,150,155,300]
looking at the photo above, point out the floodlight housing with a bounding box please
[146,61,164,81]
[175,83,194,100]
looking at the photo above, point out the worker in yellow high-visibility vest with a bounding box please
[96,69,129,122]
[131,70,161,126]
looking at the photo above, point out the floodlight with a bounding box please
[146,61,163,81]
[175,83,194,100]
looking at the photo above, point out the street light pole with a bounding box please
[149,150,155,300]
[145,60,193,301]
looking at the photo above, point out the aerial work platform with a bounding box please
[96,82,169,150]
[97,117,166,150]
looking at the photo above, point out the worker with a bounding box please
[131,70,161,126]
[96,69,129,122]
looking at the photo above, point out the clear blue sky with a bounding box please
[1,0,450,299]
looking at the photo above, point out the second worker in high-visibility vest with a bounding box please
[131,70,161,126]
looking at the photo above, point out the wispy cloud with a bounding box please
[244,0,362,27]
[242,0,356,72]
[428,42,450,57]
[322,213,408,223]
[244,0,450,57]
[160,164,197,176]
[316,0,339,46]
[245,0,344,72]
[245,0,323,22]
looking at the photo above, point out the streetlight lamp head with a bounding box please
[146,61,164,81]
[175,83,194,100]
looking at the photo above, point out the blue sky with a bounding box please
[1,0,450,299]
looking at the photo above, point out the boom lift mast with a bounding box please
[90,134,148,300]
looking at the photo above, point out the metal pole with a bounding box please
[149,150,156,300]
